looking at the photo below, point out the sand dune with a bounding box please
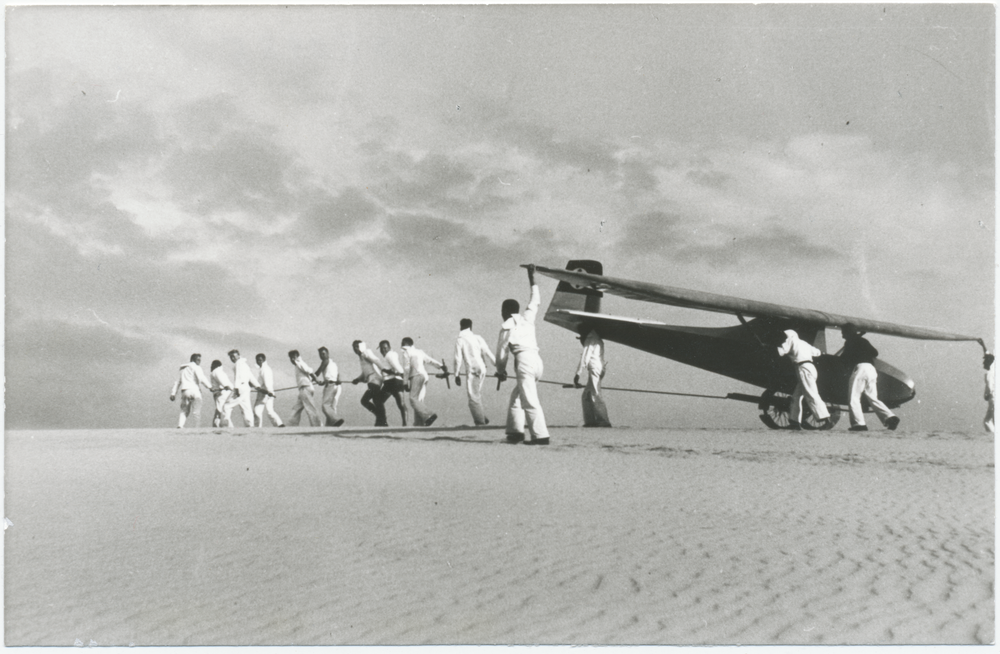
[4,426,993,645]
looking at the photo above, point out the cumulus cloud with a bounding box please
[5,317,170,429]
[6,217,266,325]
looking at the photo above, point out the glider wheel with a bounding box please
[758,390,791,429]
[803,406,841,431]
[757,390,841,430]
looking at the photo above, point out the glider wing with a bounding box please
[530,265,983,345]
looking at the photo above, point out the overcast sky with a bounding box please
[5,4,994,431]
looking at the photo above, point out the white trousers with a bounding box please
[178,390,203,428]
[790,361,830,423]
[408,375,434,426]
[213,390,231,427]
[848,363,895,427]
[223,388,255,427]
[464,369,489,426]
[319,383,342,426]
[254,391,284,427]
[581,363,611,427]
[505,351,550,440]
[985,400,995,433]
[289,385,319,426]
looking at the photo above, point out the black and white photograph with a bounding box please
[4,3,995,646]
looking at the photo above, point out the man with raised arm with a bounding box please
[495,264,551,445]
[253,353,284,428]
[984,352,995,433]
[454,318,496,426]
[170,353,212,428]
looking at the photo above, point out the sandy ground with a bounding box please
[3,425,994,646]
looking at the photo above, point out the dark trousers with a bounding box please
[382,378,408,426]
[361,382,389,426]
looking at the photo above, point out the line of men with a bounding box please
[170,265,611,443]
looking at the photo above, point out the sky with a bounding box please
[4,4,995,431]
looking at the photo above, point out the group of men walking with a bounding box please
[170,265,612,445]
[170,349,344,430]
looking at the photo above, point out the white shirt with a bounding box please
[383,350,405,380]
[315,358,339,385]
[211,367,233,393]
[232,357,260,391]
[172,362,211,395]
[496,284,541,374]
[257,361,276,394]
[576,331,607,377]
[454,328,496,375]
[776,330,821,364]
[292,357,315,388]
[402,345,443,380]
[357,345,385,385]
[986,362,995,400]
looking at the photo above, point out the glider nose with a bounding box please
[874,359,916,407]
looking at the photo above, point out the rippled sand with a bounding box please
[4,426,993,645]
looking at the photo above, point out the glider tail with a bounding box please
[545,260,603,333]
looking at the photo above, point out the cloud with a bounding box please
[295,186,383,243]
[162,129,299,219]
[5,317,170,429]
[497,120,620,175]
[6,216,266,325]
[7,69,164,199]
[615,211,687,256]
[675,223,842,268]
[374,213,565,275]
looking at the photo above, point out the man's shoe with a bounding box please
[505,432,525,444]
[484,418,490,425]
[818,418,835,431]
[849,425,868,432]
[425,414,438,427]
[885,416,900,431]
[277,424,286,428]
[525,437,550,445]
[332,419,345,427]
[788,421,803,431]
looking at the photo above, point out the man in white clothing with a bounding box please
[379,340,410,426]
[776,329,832,430]
[454,318,496,426]
[253,353,284,428]
[984,353,995,433]
[315,347,345,427]
[223,349,262,427]
[209,359,234,428]
[496,264,550,445]
[170,353,212,428]
[573,329,612,427]
[352,340,389,426]
[401,337,445,426]
[287,349,320,427]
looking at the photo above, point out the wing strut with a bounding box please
[736,313,768,349]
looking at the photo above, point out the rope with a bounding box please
[535,378,729,400]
